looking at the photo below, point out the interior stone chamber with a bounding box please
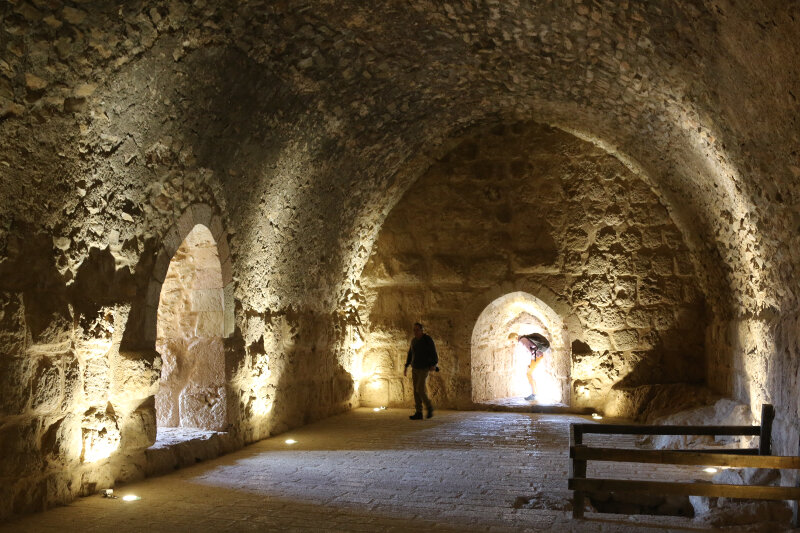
[0,0,798,521]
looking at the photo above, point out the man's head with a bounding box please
[413,322,424,339]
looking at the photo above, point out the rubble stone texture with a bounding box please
[155,224,226,432]
[0,0,798,521]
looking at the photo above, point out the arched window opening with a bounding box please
[471,292,570,406]
[155,224,227,434]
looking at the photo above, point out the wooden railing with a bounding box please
[568,404,800,527]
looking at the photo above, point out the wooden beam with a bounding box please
[572,423,761,436]
[571,445,800,469]
[669,448,759,455]
[569,425,586,519]
[793,433,800,528]
[568,478,800,500]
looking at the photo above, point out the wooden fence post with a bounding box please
[794,432,800,528]
[760,404,775,456]
[570,424,586,519]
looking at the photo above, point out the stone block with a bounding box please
[41,415,82,466]
[187,337,225,387]
[208,215,225,243]
[571,276,614,306]
[584,252,609,275]
[62,353,81,411]
[0,292,28,357]
[163,224,183,257]
[584,329,612,351]
[81,405,121,463]
[191,266,223,291]
[120,404,157,450]
[614,284,636,307]
[179,385,227,430]
[638,277,663,305]
[612,329,640,351]
[191,203,214,227]
[215,235,230,264]
[598,307,626,330]
[31,356,62,412]
[114,352,160,402]
[650,252,673,276]
[145,279,162,308]
[619,227,642,251]
[564,227,590,251]
[652,306,676,330]
[223,283,235,337]
[626,308,651,328]
[595,226,617,249]
[563,251,584,273]
[640,226,663,248]
[220,257,233,285]
[0,356,32,415]
[176,212,196,243]
[155,385,180,427]
[190,288,223,312]
[194,311,224,337]
[144,305,159,342]
[152,247,171,282]
[84,356,110,405]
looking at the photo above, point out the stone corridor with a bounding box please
[0,409,742,532]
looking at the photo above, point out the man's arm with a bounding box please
[404,344,413,376]
[428,336,438,368]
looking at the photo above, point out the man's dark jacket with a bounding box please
[405,334,438,369]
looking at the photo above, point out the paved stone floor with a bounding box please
[0,409,756,532]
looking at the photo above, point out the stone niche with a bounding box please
[471,292,570,404]
[156,224,226,432]
[358,122,706,417]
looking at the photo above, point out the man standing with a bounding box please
[517,332,550,401]
[404,322,438,420]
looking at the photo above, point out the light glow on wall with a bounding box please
[82,435,119,463]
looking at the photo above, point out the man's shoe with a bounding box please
[409,412,423,420]
[426,409,433,419]
[524,394,536,401]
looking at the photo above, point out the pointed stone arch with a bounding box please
[143,204,234,344]
[471,291,571,405]
[143,205,235,432]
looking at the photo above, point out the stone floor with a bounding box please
[0,409,771,532]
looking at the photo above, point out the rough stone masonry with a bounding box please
[0,0,799,521]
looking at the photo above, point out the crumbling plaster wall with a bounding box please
[359,123,706,415]
[0,0,798,520]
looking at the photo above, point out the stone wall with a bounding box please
[358,123,706,416]
[0,0,798,521]
[155,224,226,431]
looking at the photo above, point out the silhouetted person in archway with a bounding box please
[404,322,438,420]
[517,332,550,401]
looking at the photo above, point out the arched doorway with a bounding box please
[155,223,227,432]
[471,292,570,405]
